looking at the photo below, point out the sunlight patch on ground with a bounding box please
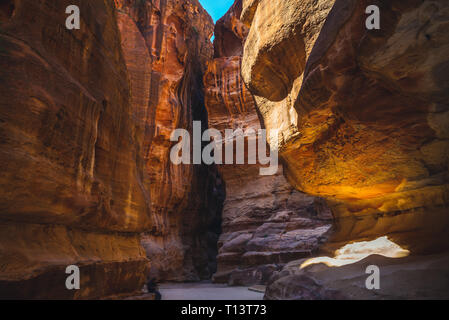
[300,236,410,269]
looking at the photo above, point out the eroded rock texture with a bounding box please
[0,0,150,299]
[115,0,222,282]
[265,253,449,300]
[241,0,449,300]
[204,0,332,286]
[0,0,220,298]
[241,0,449,255]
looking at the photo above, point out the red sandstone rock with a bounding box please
[240,0,449,299]
[2,0,447,300]
[264,253,449,300]
[115,0,221,282]
[0,0,220,298]
[241,0,449,254]
[0,0,150,299]
[204,0,332,286]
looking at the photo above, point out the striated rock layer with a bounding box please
[115,0,222,282]
[204,0,332,286]
[0,0,220,298]
[0,0,150,299]
[241,0,449,299]
[241,0,449,255]
[265,253,449,300]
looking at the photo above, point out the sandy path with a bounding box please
[159,282,265,300]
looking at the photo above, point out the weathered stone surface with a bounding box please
[241,0,260,27]
[213,0,248,58]
[241,0,449,255]
[204,0,332,286]
[0,0,220,298]
[115,0,222,282]
[265,253,449,300]
[0,223,148,299]
[3,0,447,300]
[241,0,334,102]
[0,0,150,299]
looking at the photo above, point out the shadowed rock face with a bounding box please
[115,0,222,282]
[0,0,220,298]
[241,0,449,255]
[264,253,449,300]
[204,0,332,286]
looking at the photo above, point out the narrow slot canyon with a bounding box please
[0,0,448,300]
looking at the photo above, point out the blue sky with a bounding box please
[199,0,234,22]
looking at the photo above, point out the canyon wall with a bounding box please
[0,0,149,299]
[115,0,222,282]
[241,0,449,255]
[204,0,332,286]
[0,0,219,299]
[240,0,449,299]
[2,0,447,300]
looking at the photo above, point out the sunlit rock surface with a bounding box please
[0,0,221,298]
[115,0,222,282]
[299,236,410,268]
[0,0,150,299]
[240,0,449,300]
[265,252,449,300]
[1,0,448,300]
[204,0,332,286]
[241,0,449,254]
